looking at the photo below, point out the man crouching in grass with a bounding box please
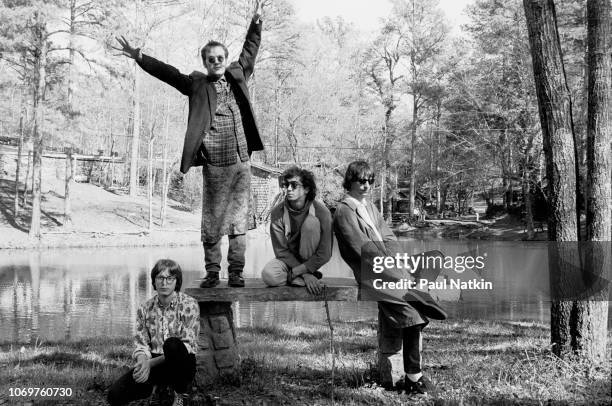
[261,166,332,295]
[107,259,200,406]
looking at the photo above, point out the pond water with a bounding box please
[1,236,610,344]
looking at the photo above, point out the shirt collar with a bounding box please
[345,195,366,209]
[155,292,178,309]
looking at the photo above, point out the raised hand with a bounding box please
[112,36,141,61]
[253,0,267,22]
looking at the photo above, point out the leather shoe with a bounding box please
[199,272,220,288]
[228,273,245,287]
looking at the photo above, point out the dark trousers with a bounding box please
[378,307,424,375]
[107,338,196,406]
[204,234,246,274]
[402,325,423,373]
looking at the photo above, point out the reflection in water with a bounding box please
[0,240,610,344]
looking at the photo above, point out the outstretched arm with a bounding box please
[238,0,266,80]
[113,36,192,96]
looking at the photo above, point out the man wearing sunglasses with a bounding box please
[333,160,446,396]
[261,166,333,295]
[114,1,265,288]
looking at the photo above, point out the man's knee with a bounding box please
[163,337,188,358]
[261,259,288,286]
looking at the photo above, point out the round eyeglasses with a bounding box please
[155,275,177,284]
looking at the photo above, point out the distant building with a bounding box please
[249,162,283,228]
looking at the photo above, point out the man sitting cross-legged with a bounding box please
[261,166,333,295]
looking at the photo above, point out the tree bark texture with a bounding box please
[129,65,141,197]
[29,19,48,239]
[14,106,24,217]
[129,0,142,197]
[585,0,611,242]
[408,99,417,219]
[524,0,578,242]
[523,0,579,358]
[64,150,75,225]
[575,0,612,361]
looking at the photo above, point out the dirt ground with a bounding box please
[0,178,203,249]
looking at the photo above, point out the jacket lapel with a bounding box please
[206,80,216,117]
[341,198,387,252]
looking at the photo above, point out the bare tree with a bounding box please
[523,0,609,361]
[365,30,403,218]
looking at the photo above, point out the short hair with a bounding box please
[342,160,375,190]
[150,259,183,292]
[282,165,317,201]
[201,41,229,61]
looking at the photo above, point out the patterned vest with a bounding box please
[201,77,250,166]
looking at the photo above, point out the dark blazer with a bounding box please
[136,20,264,174]
[333,196,396,280]
[333,196,432,327]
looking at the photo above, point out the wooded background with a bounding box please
[0,0,575,230]
[0,0,610,364]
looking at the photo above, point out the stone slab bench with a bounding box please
[185,277,359,385]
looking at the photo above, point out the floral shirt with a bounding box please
[133,292,200,359]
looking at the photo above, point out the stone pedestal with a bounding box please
[195,302,240,386]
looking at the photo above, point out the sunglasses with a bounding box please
[155,275,177,284]
[207,55,225,63]
[356,176,375,185]
[282,181,303,190]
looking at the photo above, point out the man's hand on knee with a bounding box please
[132,355,151,383]
[302,273,323,296]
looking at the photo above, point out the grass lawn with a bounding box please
[0,319,610,405]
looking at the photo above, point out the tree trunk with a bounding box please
[523,173,535,239]
[160,100,169,227]
[67,0,76,113]
[64,149,75,226]
[576,0,611,362]
[524,132,537,239]
[129,0,142,197]
[523,0,578,358]
[408,99,417,219]
[14,105,25,217]
[29,26,48,239]
[148,137,154,231]
[22,150,32,207]
[435,127,441,216]
[129,65,141,197]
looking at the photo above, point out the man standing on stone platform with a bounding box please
[114,1,265,288]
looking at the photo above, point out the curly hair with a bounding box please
[150,259,183,292]
[282,165,317,201]
[342,160,375,190]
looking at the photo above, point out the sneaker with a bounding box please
[172,391,189,406]
[199,272,220,288]
[405,375,434,395]
[228,273,245,287]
